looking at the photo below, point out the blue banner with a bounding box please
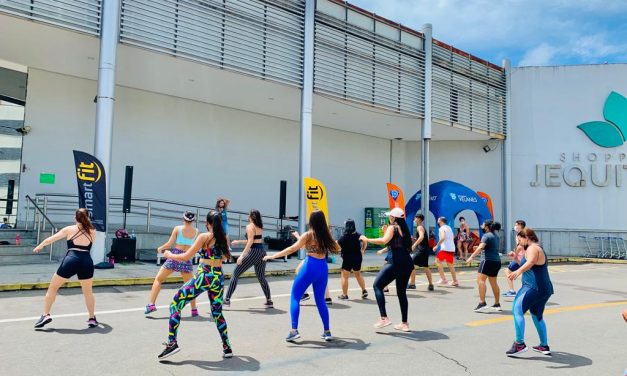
[73,150,107,232]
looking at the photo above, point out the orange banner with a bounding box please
[477,191,494,218]
[386,183,405,211]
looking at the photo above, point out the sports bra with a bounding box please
[175,226,198,246]
[198,245,226,260]
[67,230,92,251]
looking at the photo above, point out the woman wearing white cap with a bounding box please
[360,207,413,332]
[145,211,200,317]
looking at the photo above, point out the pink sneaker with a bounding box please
[436,279,449,286]
[449,280,460,287]
[394,323,411,332]
[373,317,392,329]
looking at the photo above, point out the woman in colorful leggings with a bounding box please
[506,228,554,357]
[361,207,414,332]
[158,211,232,360]
[145,211,199,316]
[225,209,272,308]
[264,211,340,342]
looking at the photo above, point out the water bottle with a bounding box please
[131,230,136,239]
[15,233,21,246]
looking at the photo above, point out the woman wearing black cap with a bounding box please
[337,219,368,300]
[145,211,200,317]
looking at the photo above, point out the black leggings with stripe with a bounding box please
[225,244,271,301]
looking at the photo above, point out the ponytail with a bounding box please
[75,208,94,232]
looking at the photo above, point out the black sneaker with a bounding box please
[428,284,434,291]
[325,298,332,305]
[474,302,489,313]
[491,304,502,312]
[407,284,417,290]
[506,341,528,357]
[34,314,52,329]
[361,290,369,299]
[337,294,349,300]
[223,299,231,307]
[158,341,180,360]
[264,300,274,309]
[87,317,99,328]
[223,348,233,359]
[383,287,389,293]
[532,345,551,356]
[300,293,310,302]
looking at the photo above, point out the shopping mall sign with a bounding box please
[531,91,627,188]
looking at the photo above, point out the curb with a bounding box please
[0,257,625,292]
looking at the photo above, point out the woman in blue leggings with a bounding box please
[506,228,554,357]
[264,211,340,342]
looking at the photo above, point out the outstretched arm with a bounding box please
[164,233,210,262]
[360,226,395,246]
[264,233,308,260]
[157,227,178,253]
[34,227,70,253]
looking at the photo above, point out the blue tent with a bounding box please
[405,180,493,235]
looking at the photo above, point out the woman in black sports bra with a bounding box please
[33,208,98,329]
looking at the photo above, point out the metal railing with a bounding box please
[24,194,58,260]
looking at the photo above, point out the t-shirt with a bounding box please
[338,232,362,258]
[440,225,455,252]
[481,232,500,261]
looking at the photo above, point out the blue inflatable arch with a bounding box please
[405,180,493,237]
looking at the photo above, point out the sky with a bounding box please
[347,0,627,67]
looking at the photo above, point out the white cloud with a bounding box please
[518,43,557,66]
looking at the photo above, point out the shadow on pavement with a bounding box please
[288,337,370,351]
[160,355,260,371]
[39,322,113,335]
[225,308,288,315]
[145,315,215,322]
[348,298,377,305]
[517,352,593,369]
[376,330,449,342]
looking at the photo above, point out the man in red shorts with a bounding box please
[433,217,459,287]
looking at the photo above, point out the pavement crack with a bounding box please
[428,347,471,375]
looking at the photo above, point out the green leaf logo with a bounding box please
[577,91,627,148]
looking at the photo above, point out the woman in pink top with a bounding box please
[503,220,526,297]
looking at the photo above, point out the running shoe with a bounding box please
[300,293,310,302]
[502,290,517,297]
[285,330,300,342]
[532,345,551,356]
[448,280,460,287]
[428,284,434,291]
[383,287,390,293]
[407,284,417,290]
[223,349,234,359]
[144,304,157,315]
[34,314,52,329]
[373,317,392,329]
[264,300,274,309]
[325,297,332,305]
[474,302,490,313]
[491,304,502,312]
[337,294,349,300]
[158,341,180,360]
[87,317,99,328]
[320,331,333,342]
[394,323,411,332]
[223,299,231,307]
[361,290,369,299]
[506,341,528,357]
[191,308,199,317]
[436,279,449,286]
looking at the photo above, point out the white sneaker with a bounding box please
[436,279,449,286]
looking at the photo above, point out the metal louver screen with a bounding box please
[432,43,507,135]
[314,12,425,117]
[0,0,101,35]
[120,0,305,87]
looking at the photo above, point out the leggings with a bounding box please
[373,262,412,322]
[290,256,329,331]
[225,244,271,301]
[512,285,550,346]
[168,264,231,351]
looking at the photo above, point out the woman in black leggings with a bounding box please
[361,207,413,332]
[225,209,272,308]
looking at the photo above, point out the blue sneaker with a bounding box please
[320,331,333,342]
[502,290,517,297]
[286,330,300,342]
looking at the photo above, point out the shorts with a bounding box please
[163,248,193,273]
[412,246,430,267]
[478,260,501,277]
[57,250,94,280]
[436,250,455,264]
[507,260,521,272]
[341,255,362,272]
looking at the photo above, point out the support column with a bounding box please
[421,23,433,231]
[298,0,315,259]
[502,59,513,251]
[93,0,121,263]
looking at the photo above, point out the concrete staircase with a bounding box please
[0,228,54,265]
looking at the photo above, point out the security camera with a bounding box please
[482,145,491,153]
[15,126,31,135]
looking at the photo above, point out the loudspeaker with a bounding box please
[123,166,133,213]
[279,180,287,219]
[5,179,14,215]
